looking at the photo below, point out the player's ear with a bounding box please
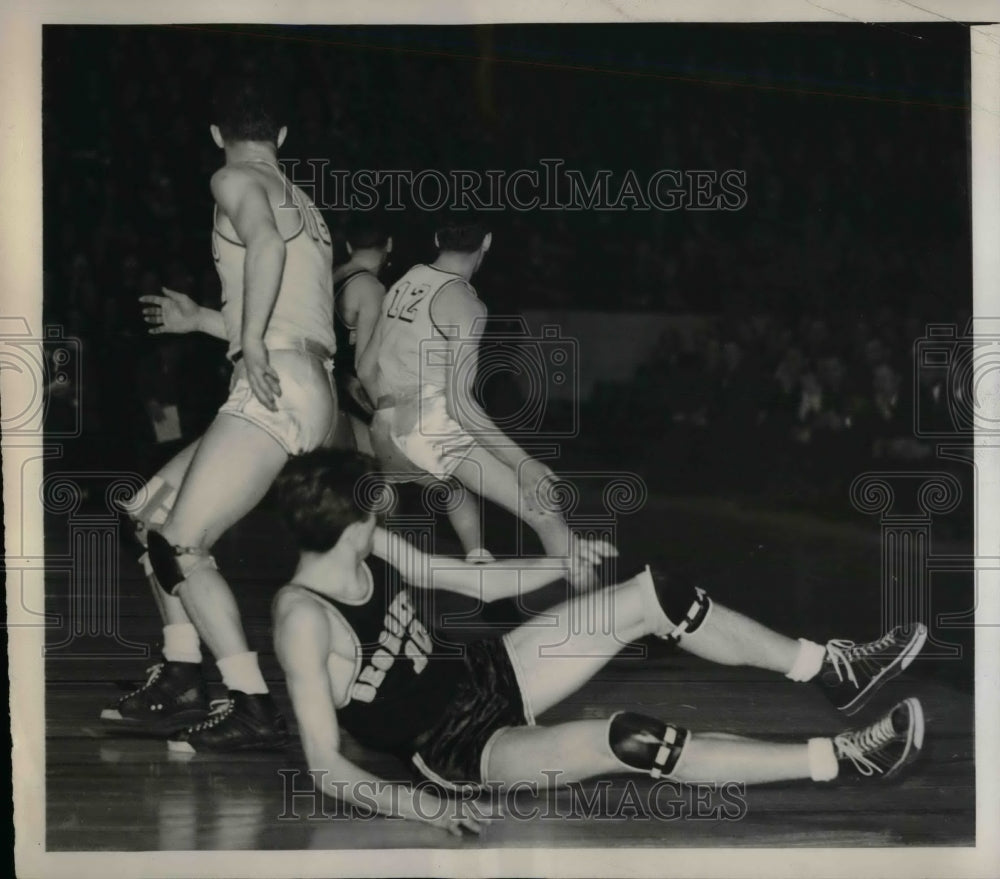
[433,233,440,249]
[346,242,354,256]
[209,125,225,149]
[386,236,393,254]
[276,126,288,149]
[481,232,493,254]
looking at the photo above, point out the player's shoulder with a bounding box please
[210,163,270,201]
[348,270,386,300]
[273,584,327,632]
[433,275,484,316]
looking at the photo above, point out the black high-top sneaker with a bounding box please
[100,660,210,735]
[833,697,925,781]
[818,623,927,715]
[167,691,289,753]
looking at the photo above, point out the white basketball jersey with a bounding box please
[372,264,478,400]
[212,162,336,358]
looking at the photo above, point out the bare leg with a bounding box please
[450,446,571,558]
[486,722,811,787]
[680,604,799,674]
[446,482,485,556]
[159,414,288,662]
[129,439,203,627]
[506,573,806,718]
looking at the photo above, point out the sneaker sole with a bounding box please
[166,735,290,755]
[883,697,924,780]
[100,708,211,736]
[840,624,928,716]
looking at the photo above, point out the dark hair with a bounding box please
[272,449,382,552]
[344,213,390,250]
[211,75,284,145]
[435,211,489,253]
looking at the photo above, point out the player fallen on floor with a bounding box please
[258,449,928,836]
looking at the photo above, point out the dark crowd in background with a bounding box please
[42,24,972,527]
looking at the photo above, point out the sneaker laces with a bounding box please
[825,630,899,688]
[833,711,899,776]
[119,663,164,701]
[188,698,233,732]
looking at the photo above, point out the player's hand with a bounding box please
[344,374,375,418]
[518,459,557,515]
[423,798,489,838]
[240,338,282,412]
[568,534,619,592]
[140,287,201,335]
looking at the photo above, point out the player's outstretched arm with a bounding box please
[372,527,616,600]
[212,166,286,411]
[273,591,483,836]
[141,287,227,339]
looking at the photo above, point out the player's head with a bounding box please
[209,74,287,150]
[344,214,393,270]
[273,449,383,557]
[434,212,491,272]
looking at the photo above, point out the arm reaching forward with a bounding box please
[141,287,227,340]
[372,526,617,601]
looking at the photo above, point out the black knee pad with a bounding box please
[649,568,712,644]
[146,531,189,593]
[608,711,689,780]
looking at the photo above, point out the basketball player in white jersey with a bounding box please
[101,75,338,752]
[360,215,576,573]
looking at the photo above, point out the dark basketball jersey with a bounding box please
[332,268,376,376]
[293,555,467,751]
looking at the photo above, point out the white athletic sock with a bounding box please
[162,623,202,664]
[808,737,839,782]
[786,638,827,682]
[217,651,269,695]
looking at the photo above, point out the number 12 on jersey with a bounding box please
[385,281,430,322]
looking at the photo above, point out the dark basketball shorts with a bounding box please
[409,634,534,790]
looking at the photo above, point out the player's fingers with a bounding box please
[249,373,277,411]
[593,539,619,557]
[139,295,166,306]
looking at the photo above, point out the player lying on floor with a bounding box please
[261,449,928,836]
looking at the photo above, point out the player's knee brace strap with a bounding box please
[608,711,689,780]
[125,477,178,551]
[146,530,216,594]
[645,566,712,644]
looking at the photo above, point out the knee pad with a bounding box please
[608,711,690,780]
[146,530,217,594]
[642,565,712,644]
